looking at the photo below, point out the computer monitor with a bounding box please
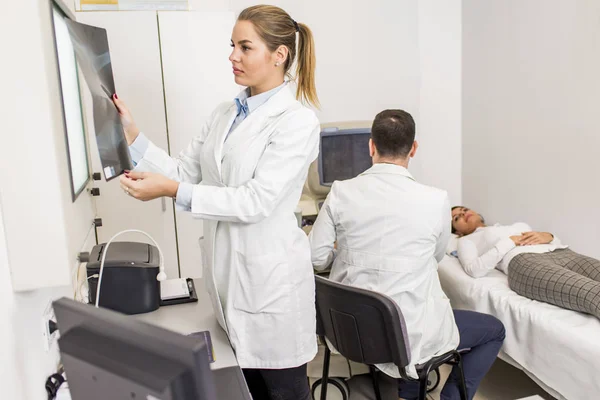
[298,121,372,217]
[53,298,217,400]
[318,127,372,186]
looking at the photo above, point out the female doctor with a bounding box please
[114,5,320,399]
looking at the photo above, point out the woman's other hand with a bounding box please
[519,231,554,246]
[120,171,179,201]
[112,94,140,145]
[510,235,524,246]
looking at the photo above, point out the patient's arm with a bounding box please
[519,231,554,246]
[308,187,337,271]
[457,235,517,278]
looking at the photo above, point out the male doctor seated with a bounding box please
[308,110,505,400]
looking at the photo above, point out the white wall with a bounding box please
[1,0,97,398]
[1,0,95,291]
[415,0,462,204]
[0,205,22,400]
[463,0,600,258]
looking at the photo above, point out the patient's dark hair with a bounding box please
[451,206,461,234]
[451,205,485,234]
[371,109,415,158]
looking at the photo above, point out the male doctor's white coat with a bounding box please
[309,164,459,378]
[133,87,320,369]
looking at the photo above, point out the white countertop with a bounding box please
[136,278,238,370]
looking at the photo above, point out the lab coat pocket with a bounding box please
[234,251,290,314]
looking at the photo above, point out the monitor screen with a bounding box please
[51,3,90,200]
[319,128,372,186]
[53,298,217,400]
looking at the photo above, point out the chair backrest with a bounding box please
[315,275,411,369]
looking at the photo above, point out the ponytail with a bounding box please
[295,23,319,108]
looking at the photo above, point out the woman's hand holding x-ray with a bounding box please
[112,94,140,145]
[120,171,179,202]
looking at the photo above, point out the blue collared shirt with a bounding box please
[228,82,285,137]
[129,82,286,211]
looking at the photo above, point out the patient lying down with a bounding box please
[451,206,600,320]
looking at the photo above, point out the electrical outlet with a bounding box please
[41,300,58,352]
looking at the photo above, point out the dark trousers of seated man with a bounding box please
[398,310,506,400]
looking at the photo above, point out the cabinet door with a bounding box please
[77,11,180,278]
[158,11,238,278]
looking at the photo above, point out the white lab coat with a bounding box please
[309,164,459,378]
[134,87,320,369]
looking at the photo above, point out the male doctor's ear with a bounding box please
[369,138,376,158]
[408,140,419,159]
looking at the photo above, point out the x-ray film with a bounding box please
[65,20,132,181]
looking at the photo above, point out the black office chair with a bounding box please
[314,275,467,400]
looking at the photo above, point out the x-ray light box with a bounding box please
[51,1,90,201]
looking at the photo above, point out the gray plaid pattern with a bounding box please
[508,249,600,319]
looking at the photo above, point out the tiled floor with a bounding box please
[426,359,555,400]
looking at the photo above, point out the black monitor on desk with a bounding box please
[53,298,217,400]
[299,122,372,217]
[318,127,372,186]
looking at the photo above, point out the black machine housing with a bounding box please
[87,241,161,314]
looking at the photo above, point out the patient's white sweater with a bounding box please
[457,223,567,278]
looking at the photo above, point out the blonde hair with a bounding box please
[238,5,320,108]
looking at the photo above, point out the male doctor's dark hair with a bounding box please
[370,109,415,159]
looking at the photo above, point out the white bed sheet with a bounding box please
[438,256,600,400]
